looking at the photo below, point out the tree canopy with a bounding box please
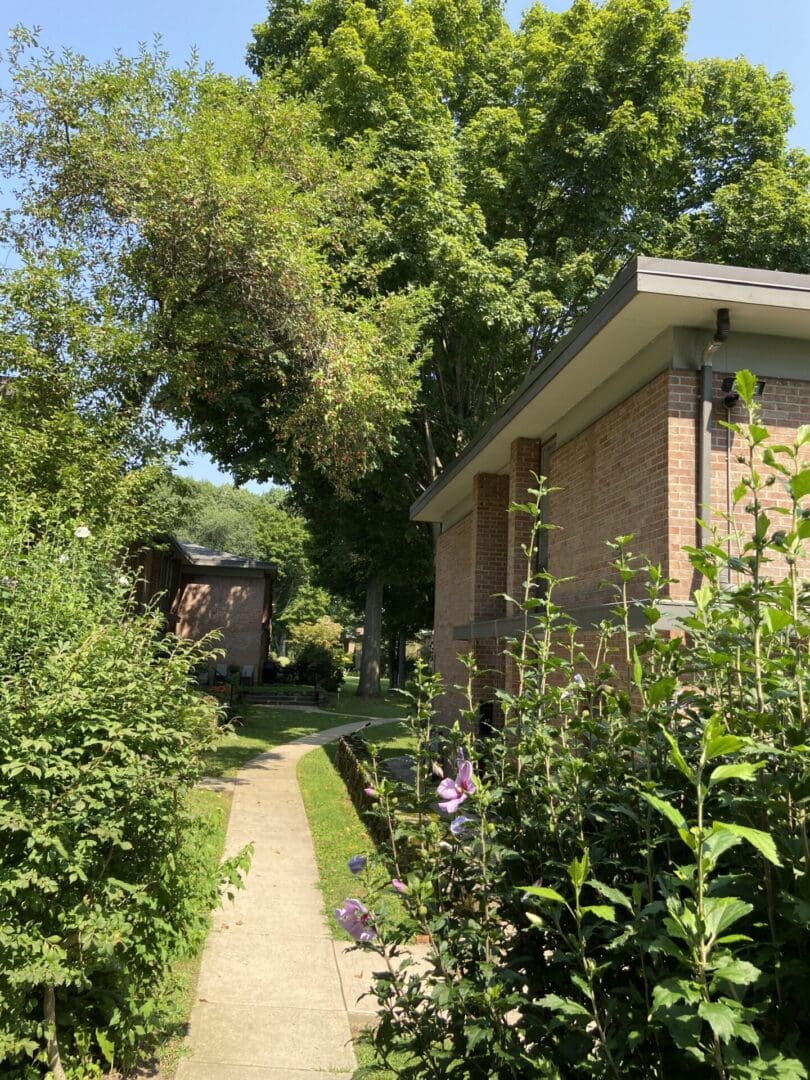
[249,0,810,466]
[245,0,810,693]
[0,30,428,485]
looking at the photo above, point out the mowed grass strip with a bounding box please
[323,676,407,719]
[298,738,409,941]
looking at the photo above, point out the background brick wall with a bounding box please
[668,372,810,596]
[547,372,671,608]
[174,573,267,677]
[506,438,541,610]
[433,514,474,722]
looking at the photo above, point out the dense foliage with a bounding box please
[246,0,810,696]
[350,376,810,1077]
[0,30,427,486]
[0,514,250,1077]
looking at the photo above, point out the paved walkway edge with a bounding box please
[176,718,395,1080]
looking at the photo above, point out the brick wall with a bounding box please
[547,372,671,608]
[433,514,474,722]
[668,372,810,596]
[174,572,267,678]
[432,369,810,726]
[505,438,541,696]
[506,438,541,610]
[471,473,510,711]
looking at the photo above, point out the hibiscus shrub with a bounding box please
[0,517,249,1077]
[344,374,810,1078]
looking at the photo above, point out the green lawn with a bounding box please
[352,1034,412,1078]
[297,718,415,941]
[201,703,351,778]
[201,679,409,780]
[323,675,407,719]
[361,718,417,763]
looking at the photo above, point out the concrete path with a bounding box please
[177,718,394,1080]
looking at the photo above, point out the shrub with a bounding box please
[295,640,345,692]
[348,374,810,1078]
[0,520,249,1077]
[288,615,343,652]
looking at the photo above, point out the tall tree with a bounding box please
[0,31,427,486]
[245,0,810,694]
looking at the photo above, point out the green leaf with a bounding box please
[796,424,810,448]
[708,762,765,787]
[704,897,754,941]
[641,792,688,833]
[96,1029,115,1067]
[652,980,689,1010]
[698,1001,735,1043]
[734,370,758,407]
[790,468,810,502]
[703,828,741,865]
[710,958,761,987]
[581,904,616,922]
[649,676,677,705]
[705,734,745,759]
[660,1004,703,1050]
[714,822,781,866]
[663,729,694,781]
[763,607,793,634]
[536,994,590,1020]
[632,647,643,690]
[568,851,589,889]
[522,886,566,905]
[588,880,633,912]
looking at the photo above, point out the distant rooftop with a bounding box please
[173,538,276,573]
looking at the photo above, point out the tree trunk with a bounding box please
[397,630,407,688]
[44,986,66,1080]
[358,575,383,698]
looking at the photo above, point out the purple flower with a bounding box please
[364,786,376,798]
[336,898,376,942]
[391,878,408,893]
[449,815,474,839]
[348,855,367,875]
[437,757,476,814]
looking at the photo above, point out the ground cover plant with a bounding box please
[0,518,250,1078]
[346,373,810,1078]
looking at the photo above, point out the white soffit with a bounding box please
[411,258,810,525]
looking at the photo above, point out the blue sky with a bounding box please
[3,0,809,488]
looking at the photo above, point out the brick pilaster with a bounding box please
[506,437,541,612]
[470,472,509,713]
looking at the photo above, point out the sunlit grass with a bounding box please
[297,739,407,941]
[200,704,347,778]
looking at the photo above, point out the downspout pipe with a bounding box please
[697,308,730,549]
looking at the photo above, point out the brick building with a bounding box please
[134,538,275,682]
[410,257,810,723]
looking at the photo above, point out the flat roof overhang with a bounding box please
[410,257,810,525]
